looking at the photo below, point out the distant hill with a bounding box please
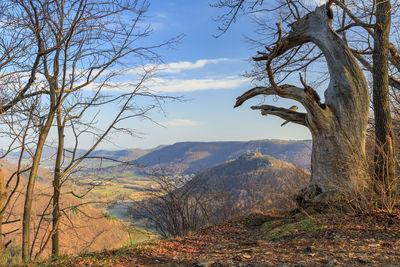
[85,148,149,162]
[3,147,150,167]
[133,139,311,174]
[188,151,310,210]
[2,139,311,175]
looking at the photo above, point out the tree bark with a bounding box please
[236,4,370,202]
[52,109,64,257]
[373,0,396,194]
[22,108,55,262]
[0,168,6,259]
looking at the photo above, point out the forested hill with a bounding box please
[193,152,309,191]
[182,151,310,210]
[133,139,311,174]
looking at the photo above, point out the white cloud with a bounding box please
[158,58,230,74]
[92,75,249,93]
[126,58,231,75]
[148,76,249,93]
[163,119,200,127]
[79,58,249,93]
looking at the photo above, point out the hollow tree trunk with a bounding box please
[235,4,369,202]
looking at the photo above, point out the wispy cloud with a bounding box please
[126,58,231,75]
[93,75,248,93]
[80,58,249,93]
[148,76,248,93]
[158,58,230,73]
[164,119,200,127]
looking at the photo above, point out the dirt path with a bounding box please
[45,212,400,266]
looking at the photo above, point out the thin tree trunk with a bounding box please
[0,168,6,259]
[22,112,55,262]
[52,109,64,257]
[373,0,396,194]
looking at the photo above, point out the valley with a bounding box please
[0,139,312,262]
[70,139,312,221]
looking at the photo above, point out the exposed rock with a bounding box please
[197,258,215,267]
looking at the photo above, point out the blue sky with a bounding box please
[93,0,317,150]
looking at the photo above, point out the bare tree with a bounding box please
[234,3,369,200]
[4,0,179,262]
[44,71,165,258]
[133,171,240,237]
[133,173,210,237]
[0,2,68,258]
[214,0,400,203]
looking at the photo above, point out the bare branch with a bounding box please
[251,105,307,126]
[235,85,305,107]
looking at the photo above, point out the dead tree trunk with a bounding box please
[235,4,370,202]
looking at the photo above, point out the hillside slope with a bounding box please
[0,160,131,263]
[188,151,310,210]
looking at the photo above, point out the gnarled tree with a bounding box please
[11,0,179,262]
[234,3,370,201]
